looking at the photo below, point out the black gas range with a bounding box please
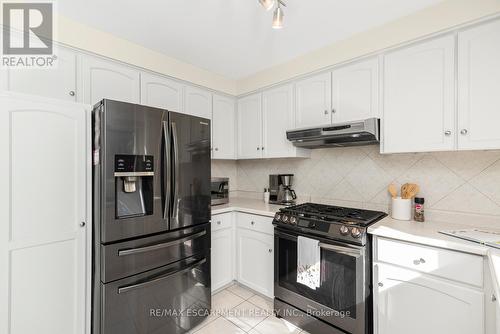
[273,203,387,334]
[273,202,387,246]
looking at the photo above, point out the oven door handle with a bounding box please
[318,242,362,257]
[117,230,206,256]
[275,230,363,257]
[117,257,207,294]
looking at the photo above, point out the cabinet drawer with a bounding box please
[236,213,274,235]
[376,238,483,287]
[211,212,232,231]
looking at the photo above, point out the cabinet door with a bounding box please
[332,57,379,123]
[236,228,274,298]
[212,228,234,291]
[383,35,456,153]
[237,93,262,159]
[140,72,183,112]
[185,85,212,119]
[295,72,332,128]
[458,19,500,150]
[212,94,236,159]
[82,55,140,105]
[2,46,79,102]
[0,93,88,334]
[374,263,483,334]
[262,84,295,158]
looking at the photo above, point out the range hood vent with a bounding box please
[287,118,380,149]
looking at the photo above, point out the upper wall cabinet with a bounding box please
[331,57,380,123]
[82,55,140,105]
[295,72,332,128]
[140,72,183,112]
[184,85,212,119]
[237,93,262,159]
[458,19,500,150]
[212,94,236,159]
[262,84,309,158]
[382,35,456,153]
[1,46,79,102]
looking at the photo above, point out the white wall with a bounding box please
[236,0,500,95]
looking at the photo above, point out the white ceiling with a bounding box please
[58,0,443,79]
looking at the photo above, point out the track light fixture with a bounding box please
[259,0,286,29]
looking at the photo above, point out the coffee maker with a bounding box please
[269,174,297,205]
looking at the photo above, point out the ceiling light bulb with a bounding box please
[272,5,284,29]
[259,0,275,11]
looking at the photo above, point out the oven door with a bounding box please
[274,228,369,334]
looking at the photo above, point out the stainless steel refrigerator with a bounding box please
[92,99,211,334]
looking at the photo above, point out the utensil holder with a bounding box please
[391,197,412,221]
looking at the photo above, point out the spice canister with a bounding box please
[414,197,425,222]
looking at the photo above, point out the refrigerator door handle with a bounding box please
[171,121,180,223]
[162,120,171,220]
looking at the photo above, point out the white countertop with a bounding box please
[368,215,500,308]
[211,197,283,217]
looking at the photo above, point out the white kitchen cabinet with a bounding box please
[374,263,484,334]
[211,213,235,291]
[212,94,237,159]
[237,93,263,159]
[82,55,140,105]
[1,46,79,102]
[0,92,88,334]
[295,72,332,128]
[458,19,500,150]
[262,84,309,158]
[331,57,380,123]
[236,228,274,298]
[382,35,456,153]
[184,85,212,119]
[140,72,183,112]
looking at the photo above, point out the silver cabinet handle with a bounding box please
[444,130,452,136]
[268,249,272,253]
[80,221,86,227]
[217,221,221,225]
[378,282,384,287]
[331,109,336,114]
[69,90,75,96]
[324,110,329,115]
[215,148,218,151]
[251,221,255,225]
[461,129,468,135]
[257,147,260,151]
[261,147,264,150]
[413,258,426,265]
[492,295,497,302]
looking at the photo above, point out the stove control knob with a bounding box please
[290,216,297,225]
[282,215,289,223]
[351,227,362,238]
[274,213,281,221]
[339,225,350,236]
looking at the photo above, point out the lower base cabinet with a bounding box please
[236,228,274,298]
[211,212,274,298]
[374,262,484,334]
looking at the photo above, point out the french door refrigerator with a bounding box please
[92,99,211,334]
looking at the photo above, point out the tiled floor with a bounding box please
[190,284,308,334]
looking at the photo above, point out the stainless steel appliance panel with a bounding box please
[101,223,210,283]
[211,177,229,206]
[99,100,168,243]
[274,228,369,334]
[101,254,210,334]
[168,112,211,230]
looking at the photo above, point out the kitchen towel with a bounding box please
[297,236,321,290]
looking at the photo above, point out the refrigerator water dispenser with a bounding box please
[115,155,154,219]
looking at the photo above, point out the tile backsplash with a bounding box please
[212,146,500,217]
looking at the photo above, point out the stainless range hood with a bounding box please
[287,118,380,148]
